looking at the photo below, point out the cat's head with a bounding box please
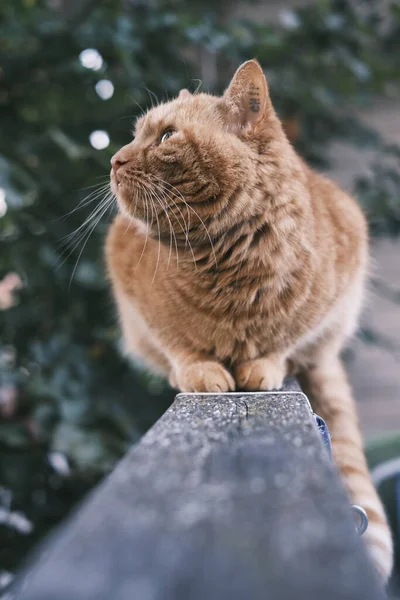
[110,60,277,242]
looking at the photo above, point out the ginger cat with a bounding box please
[105,60,393,581]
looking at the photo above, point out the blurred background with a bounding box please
[0,0,399,594]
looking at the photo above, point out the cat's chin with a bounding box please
[114,192,145,229]
[115,195,133,218]
[111,179,132,215]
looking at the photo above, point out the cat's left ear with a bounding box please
[223,60,270,128]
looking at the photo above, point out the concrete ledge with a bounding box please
[12,380,384,600]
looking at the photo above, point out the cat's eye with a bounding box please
[160,129,175,143]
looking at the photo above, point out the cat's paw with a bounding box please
[176,361,235,393]
[234,357,286,391]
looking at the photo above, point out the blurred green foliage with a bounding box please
[0,0,399,584]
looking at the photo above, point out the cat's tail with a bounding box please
[300,357,393,583]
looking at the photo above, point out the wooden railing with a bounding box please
[11,379,385,600]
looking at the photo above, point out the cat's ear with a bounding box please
[178,89,191,100]
[223,60,270,127]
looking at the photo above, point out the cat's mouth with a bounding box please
[110,168,143,219]
[110,168,120,189]
[110,169,132,219]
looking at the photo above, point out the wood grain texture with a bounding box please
[13,380,384,600]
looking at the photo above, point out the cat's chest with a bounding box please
[193,313,271,364]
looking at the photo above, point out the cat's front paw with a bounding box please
[176,361,235,393]
[234,356,286,391]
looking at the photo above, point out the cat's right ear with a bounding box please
[223,60,271,128]
[178,89,191,100]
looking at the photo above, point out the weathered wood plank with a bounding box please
[12,381,384,600]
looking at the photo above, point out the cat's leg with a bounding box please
[114,287,234,392]
[233,353,287,391]
[115,289,172,377]
[299,356,393,582]
[132,337,172,377]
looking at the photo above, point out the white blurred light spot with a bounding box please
[279,9,301,29]
[79,48,103,71]
[325,14,344,30]
[0,507,33,534]
[48,452,70,476]
[0,189,7,217]
[89,130,110,150]
[9,511,33,534]
[350,59,370,81]
[95,79,114,100]
[0,570,14,591]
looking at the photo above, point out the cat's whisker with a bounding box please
[75,185,111,206]
[152,182,189,240]
[68,197,114,290]
[146,184,178,269]
[79,177,110,191]
[142,186,162,287]
[123,184,141,235]
[144,184,172,267]
[61,198,114,265]
[147,176,190,231]
[127,95,146,116]
[143,85,160,109]
[157,189,180,269]
[56,194,113,277]
[150,176,216,269]
[58,192,114,267]
[149,181,198,270]
[60,191,113,248]
[123,210,137,235]
[134,184,151,273]
[191,79,203,95]
[145,176,194,253]
[60,188,113,235]
[56,183,111,222]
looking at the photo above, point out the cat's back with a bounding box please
[304,163,368,271]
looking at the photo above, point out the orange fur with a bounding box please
[105,60,393,580]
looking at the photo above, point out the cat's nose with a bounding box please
[111,152,128,174]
